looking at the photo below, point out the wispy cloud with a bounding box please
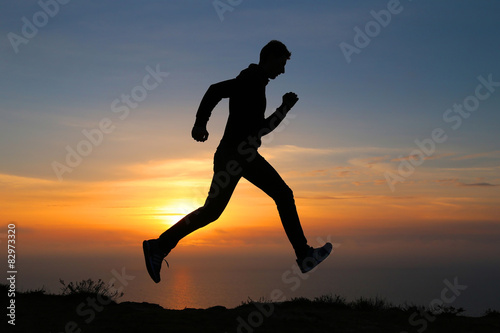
[331,220,500,245]
[352,179,387,187]
[391,153,455,162]
[124,157,213,179]
[0,173,55,188]
[432,178,498,187]
[458,182,498,187]
[262,145,335,159]
[453,150,500,161]
[296,195,367,200]
[349,155,391,168]
[263,145,400,158]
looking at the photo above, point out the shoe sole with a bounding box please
[143,240,161,283]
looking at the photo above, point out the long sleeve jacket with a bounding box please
[194,64,287,150]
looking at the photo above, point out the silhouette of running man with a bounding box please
[144,40,332,283]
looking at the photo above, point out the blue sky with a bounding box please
[1,0,499,183]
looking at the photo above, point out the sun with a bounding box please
[154,200,200,227]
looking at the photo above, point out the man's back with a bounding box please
[194,64,269,149]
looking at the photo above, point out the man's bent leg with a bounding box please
[158,157,241,253]
[242,153,309,258]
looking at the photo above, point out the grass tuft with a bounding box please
[59,278,123,301]
[351,296,392,311]
[483,308,500,318]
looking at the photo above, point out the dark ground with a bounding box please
[4,287,500,333]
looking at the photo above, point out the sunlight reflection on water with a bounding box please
[18,252,500,317]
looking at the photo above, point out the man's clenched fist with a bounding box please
[281,92,299,112]
[192,126,209,142]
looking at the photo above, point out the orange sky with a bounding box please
[3,146,499,259]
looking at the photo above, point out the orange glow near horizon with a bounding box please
[2,148,500,259]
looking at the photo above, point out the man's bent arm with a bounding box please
[194,79,237,128]
[259,91,298,136]
[259,106,289,137]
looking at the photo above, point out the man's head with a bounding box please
[259,40,291,79]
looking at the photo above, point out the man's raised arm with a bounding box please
[259,92,299,137]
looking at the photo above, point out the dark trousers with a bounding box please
[159,144,309,258]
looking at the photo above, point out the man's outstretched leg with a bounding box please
[242,152,333,273]
[143,153,241,283]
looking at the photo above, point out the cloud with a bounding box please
[352,179,387,187]
[350,155,391,168]
[347,153,404,173]
[432,178,498,187]
[124,157,213,179]
[0,173,55,188]
[296,195,366,200]
[345,220,500,245]
[458,182,498,187]
[263,145,401,159]
[391,153,455,162]
[291,166,359,179]
[433,178,460,186]
[453,150,500,161]
[261,145,335,159]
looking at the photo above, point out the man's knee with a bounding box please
[205,209,224,223]
[199,202,225,223]
[284,186,294,200]
[274,185,295,205]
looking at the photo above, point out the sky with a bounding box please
[1,0,500,313]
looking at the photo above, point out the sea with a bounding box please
[17,248,500,319]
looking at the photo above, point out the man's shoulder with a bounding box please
[236,63,268,85]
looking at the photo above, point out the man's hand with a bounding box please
[192,126,209,142]
[281,92,299,112]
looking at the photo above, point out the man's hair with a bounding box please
[259,40,291,64]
